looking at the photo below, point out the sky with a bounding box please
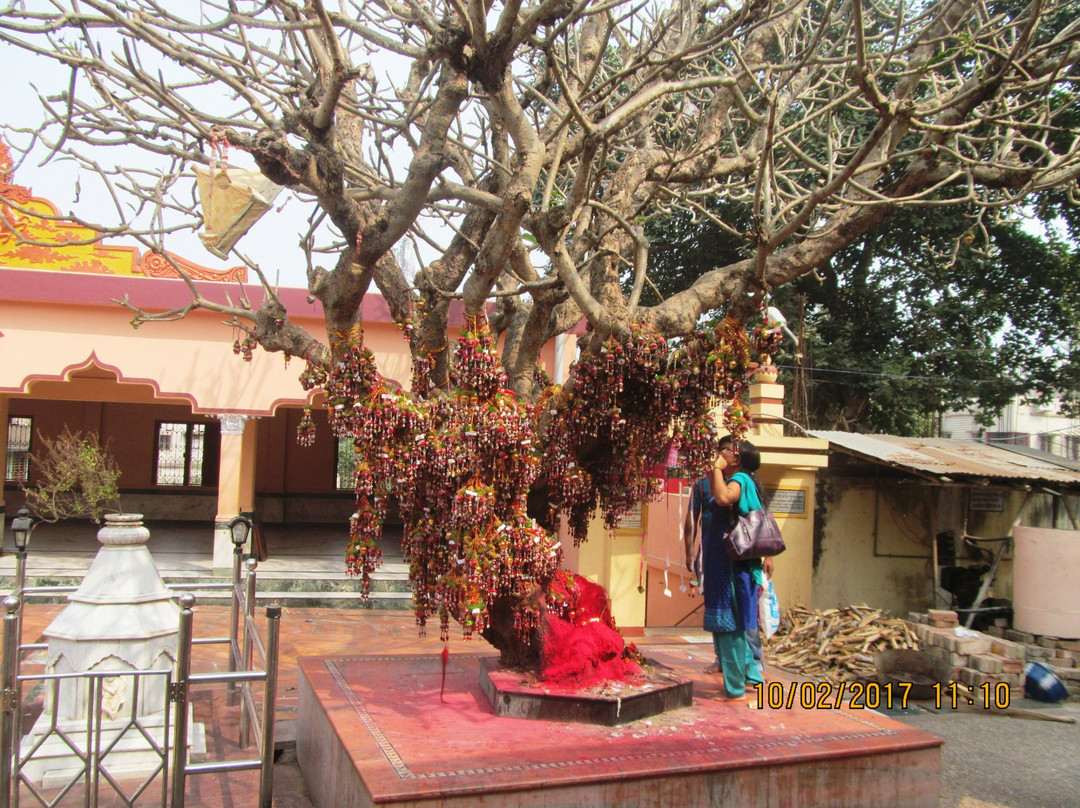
[7,77,317,289]
[1,18,401,292]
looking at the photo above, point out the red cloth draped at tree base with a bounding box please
[539,572,642,688]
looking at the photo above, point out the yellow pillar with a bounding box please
[212,414,258,572]
[747,377,829,613]
[239,417,258,515]
[750,381,785,437]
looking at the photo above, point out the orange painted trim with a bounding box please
[5,352,196,406]
[2,351,317,415]
[140,251,247,282]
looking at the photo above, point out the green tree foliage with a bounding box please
[790,204,1080,433]
[642,200,1080,434]
[640,200,752,308]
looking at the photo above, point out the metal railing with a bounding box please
[171,576,281,808]
[6,658,174,808]
[0,558,281,807]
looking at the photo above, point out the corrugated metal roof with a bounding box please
[810,431,1080,489]
[995,442,1080,473]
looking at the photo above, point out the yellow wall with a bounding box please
[756,464,819,610]
[811,480,934,615]
[812,479,1041,617]
[560,517,647,633]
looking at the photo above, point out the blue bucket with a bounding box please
[1024,662,1069,703]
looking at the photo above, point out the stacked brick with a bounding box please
[906,609,1080,701]
[990,626,1080,701]
[907,610,1026,700]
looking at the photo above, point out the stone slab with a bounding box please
[478,657,692,726]
[297,652,942,808]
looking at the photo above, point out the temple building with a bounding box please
[0,157,568,572]
[1,155,826,630]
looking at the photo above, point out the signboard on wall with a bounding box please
[765,487,808,516]
[618,503,643,530]
[969,489,1005,512]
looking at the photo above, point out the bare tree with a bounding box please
[3,0,1078,666]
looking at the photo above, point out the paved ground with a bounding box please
[11,601,1078,808]
[270,617,1080,808]
[4,523,1078,806]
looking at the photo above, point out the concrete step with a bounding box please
[156,588,415,609]
[237,569,411,594]
[249,590,415,610]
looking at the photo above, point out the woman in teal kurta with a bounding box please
[703,439,764,698]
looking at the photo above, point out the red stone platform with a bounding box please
[297,647,942,808]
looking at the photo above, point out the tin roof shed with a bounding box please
[810,432,1080,493]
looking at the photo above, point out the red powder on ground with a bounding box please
[539,573,642,688]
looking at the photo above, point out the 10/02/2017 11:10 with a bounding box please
[751,680,1013,711]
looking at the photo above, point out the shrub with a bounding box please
[21,428,121,524]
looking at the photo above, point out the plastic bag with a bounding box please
[759,574,780,638]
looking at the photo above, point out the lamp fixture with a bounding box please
[228,515,252,550]
[11,507,33,553]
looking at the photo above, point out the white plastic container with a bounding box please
[1012,526,1080,638]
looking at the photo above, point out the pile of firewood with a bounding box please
[765,604,920,684]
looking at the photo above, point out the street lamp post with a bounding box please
[6,508,34,715]
[228,515,252,587]
[227,515,252,700]
[11,508,34,595]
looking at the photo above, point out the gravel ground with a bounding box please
[885,698,1080,808]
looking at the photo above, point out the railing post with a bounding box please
[88,676,102,808]
[13,550,27,598]
[239,559,257,749]
[0,595,21,808]
[170,593,196,808]
[228,543,244,705]
[258,605,281,808]
[13,550,26,659]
